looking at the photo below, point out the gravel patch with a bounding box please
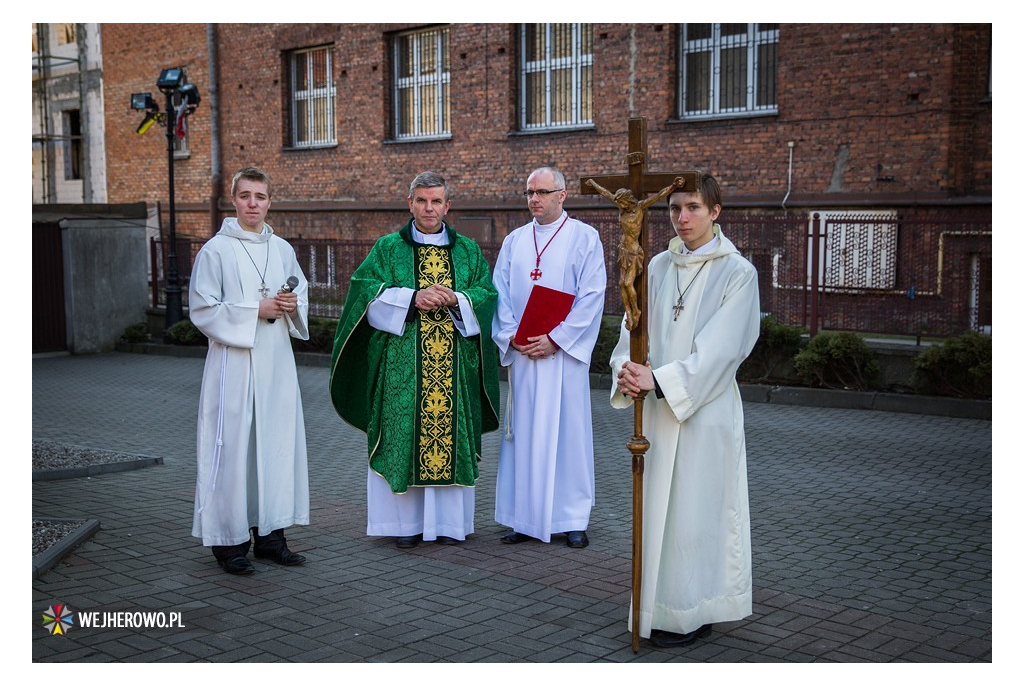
[33,439,146,471]
[33,519,85,556]
[33,441,144,558]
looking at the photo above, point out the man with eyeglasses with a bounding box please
[491,167,607,549]
[330,171,500,550]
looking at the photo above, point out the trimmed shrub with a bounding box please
[166,319,207,346]
[793,331,882,391]
[739,315,805,382]
[591,314,626,374]
[910,331,991,399]
[120,322,151,344]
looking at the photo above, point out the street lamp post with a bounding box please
[132,67,201,342]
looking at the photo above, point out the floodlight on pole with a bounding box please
[130,66,201,341]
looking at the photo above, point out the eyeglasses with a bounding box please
[523,188,564,198]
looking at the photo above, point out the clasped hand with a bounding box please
[258,291,298,320]
[415,284,458,310]
[617,360,655,398]
[512,334,557,360]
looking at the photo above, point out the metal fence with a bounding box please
[151,208,991,339]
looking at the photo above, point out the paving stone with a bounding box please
[31,352,991,663]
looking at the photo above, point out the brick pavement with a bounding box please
[31,352,992,662]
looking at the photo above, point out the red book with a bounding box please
[514,285,576,346]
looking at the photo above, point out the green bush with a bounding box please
[793,331,882,391]
[120,322,151,344]
[910,331,991,399]
[590,314,625,374]
[739,315,805,382]
[166,319,207,346]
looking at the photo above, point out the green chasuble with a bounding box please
[329,221,500,493]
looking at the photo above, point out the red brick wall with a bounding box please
[102,23,992,243]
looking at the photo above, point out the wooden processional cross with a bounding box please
[580,117,702,654]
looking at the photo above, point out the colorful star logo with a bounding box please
[42,604,74,636]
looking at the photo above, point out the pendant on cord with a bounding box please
[673,296,685,321]
[531,214,569,282]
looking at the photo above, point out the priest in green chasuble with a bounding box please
[330,172,500,549]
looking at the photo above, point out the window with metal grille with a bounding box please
[392,26,450,140]
[679,23,778,120]
[289,46,335,148]
[519,23,593,131]
[808,211,899,292]
[173,122,190,157]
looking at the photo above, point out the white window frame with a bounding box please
[679,23,778,120]
[289,46,336,148]
[392,26,451,141]
[519,23,593,131]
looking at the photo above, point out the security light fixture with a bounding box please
[178,83,201,111]
[130,92,158,111]
[157,67,184,90]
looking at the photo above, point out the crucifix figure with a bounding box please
[580,117,701,654]
[585,177,685,331]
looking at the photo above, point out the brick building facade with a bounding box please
[100,23,992,245]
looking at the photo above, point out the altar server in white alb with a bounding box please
[492,166,606,549]
[611,173,760,648]
[189,166,310,575]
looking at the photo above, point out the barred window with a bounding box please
[392,26,450,140]
[173,119,190,157]
[679,23,778,120]
[289,46,335,148]
[809,211,899,292]
[520,23,593,131]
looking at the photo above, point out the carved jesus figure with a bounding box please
[585,176,685,330]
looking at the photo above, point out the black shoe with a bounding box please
[435,536,460,545]
[218,555,255,575]
[500,531,533,544]
[252,528,306,566]
[565,530,589,548]
[254,546,306,565]
[649,624,712,648]
[396,534,422,549]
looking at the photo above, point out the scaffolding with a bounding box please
[32,23,84,205]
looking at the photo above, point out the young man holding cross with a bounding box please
[611,173,760,648]
[491,166,607,549]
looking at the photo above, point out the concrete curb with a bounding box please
[738,384,991,420]
[32,518,101,580]
[33,456,164,482]
[32,448,165,482]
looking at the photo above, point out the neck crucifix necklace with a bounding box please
[530,214,569,281]
[673,260,708,321]
[237,238,270,298]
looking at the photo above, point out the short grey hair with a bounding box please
[408,171,449,201]
[528,167,566,190]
